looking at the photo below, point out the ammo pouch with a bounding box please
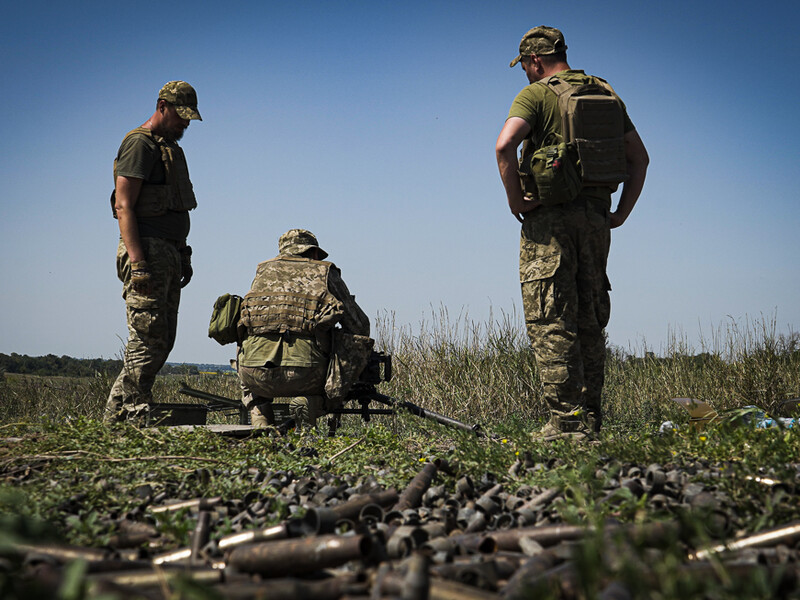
[208,293,243,345]
[325,331,374,404]
[526,142,582,206]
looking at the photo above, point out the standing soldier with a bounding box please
[105,81,202,423]
[495,27,649,440]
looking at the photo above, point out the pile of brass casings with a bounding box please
[3,453,800,598]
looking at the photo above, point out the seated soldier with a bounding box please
[237,229,372,429]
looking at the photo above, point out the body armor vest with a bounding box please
[112,127,197,218]
[240,257,345,336]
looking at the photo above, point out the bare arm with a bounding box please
[610,130,649,229]
[496,117,541,223]
[114,175,146,263]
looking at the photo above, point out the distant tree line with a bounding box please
[0,353,200,377]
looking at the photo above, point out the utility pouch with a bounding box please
[208,293,243,345]
[325,331,374,403]
[529,142,581,205]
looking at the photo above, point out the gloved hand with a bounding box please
[180,245,193,288]
[130,260,152,295]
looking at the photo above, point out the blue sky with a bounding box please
[1,0,798,365]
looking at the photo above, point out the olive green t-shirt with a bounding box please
[507,70,635,139]
[115,131,190,241]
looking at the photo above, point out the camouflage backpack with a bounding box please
[522,75,628,204]
[208,293,243,345]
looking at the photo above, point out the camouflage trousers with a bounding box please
[238,332,372,429]
[239,363,328,429]
[519,196,611,432]
[105,238,182,423]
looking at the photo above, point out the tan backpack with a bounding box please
[542,75,628,187]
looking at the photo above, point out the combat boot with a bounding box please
[250,402,275,429]
[531,416,595,443]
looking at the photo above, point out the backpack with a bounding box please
[208,293,243,345]
[545,75,628,186]
[521,75,628,204]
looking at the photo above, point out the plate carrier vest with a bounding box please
[111,127,197,218]
[240,257,345,337]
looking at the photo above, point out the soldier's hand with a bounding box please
[180,246,193,288]
[511,193,542,223]
[130,261,152,295]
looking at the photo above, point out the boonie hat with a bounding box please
[158,81,202,121]
[509,26,568,67]
[279,229,328,259]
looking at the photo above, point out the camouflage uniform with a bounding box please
[106,238,182,418]
[105,81,201,423]
[237,229,371,429]
[506,29,636,436]
[520,196,610,434]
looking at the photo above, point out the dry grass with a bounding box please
[1,312,797,430]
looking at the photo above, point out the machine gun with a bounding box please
[179,351,486,438]
[324,351,486,438]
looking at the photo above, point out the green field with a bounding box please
[1,314,798,598]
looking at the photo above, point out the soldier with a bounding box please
[495,27,649,440]
[105,81,202,423]
[237,229,372,429]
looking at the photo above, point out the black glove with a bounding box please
[180,245,193,288]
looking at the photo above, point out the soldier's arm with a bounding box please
[328,269,370,336]
[114,175,146,263]
[496,117,540,222]
[610,130,649,229]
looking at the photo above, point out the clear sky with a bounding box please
[1,0,798,365]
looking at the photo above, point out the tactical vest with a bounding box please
[240,257,345,337]
[111,127,197,218]
[522,75,628,190]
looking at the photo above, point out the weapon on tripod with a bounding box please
[179,351,487,438]
[324,351,486,438]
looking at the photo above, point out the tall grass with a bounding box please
[603,314,800,430]
[1,312,798,430]
[374,309,799,431]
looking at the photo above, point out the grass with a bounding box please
[2,311,797,430]
[1,312,798,598]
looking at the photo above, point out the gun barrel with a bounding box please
[369,392,485,437]
[179,385,240,409]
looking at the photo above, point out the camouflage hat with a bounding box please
[278,229,328,259]
[509,26,568,67]
[158,81,202,121]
